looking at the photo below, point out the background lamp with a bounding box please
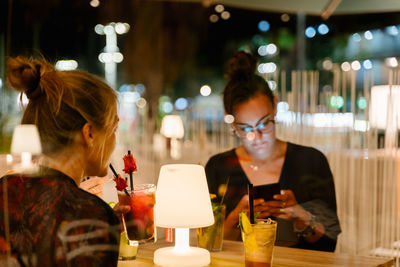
[369,85,400,130]
[160,115,185,159]
[154,164,214,267]
[11,124,42,170]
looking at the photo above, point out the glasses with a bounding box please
[233,115,275,137]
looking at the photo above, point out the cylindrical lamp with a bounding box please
[160,115,184,159]
[11,124,42,169]
[154,164,214,267]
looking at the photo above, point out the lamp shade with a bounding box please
[160,115,184,139]
[155,164,214,228]
[11,124,42,154]
[370,85,400,129]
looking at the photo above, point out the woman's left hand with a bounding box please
[270,190,309,223]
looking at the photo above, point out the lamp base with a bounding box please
[154,246,210,267]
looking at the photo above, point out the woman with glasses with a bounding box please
[205,52,340,252]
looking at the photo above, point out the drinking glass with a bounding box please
[197,204,226,252]
[117,184,156,260]
[241,219,277,267]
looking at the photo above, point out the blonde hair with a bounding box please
[6,56,117,154]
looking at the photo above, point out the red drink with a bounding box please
[118,184,156,242]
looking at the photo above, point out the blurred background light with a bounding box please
[224,114,234,124]
[386,57,398,67]
[215,4,224,13]
[329,96,344,109]
[18,92,29,107]
[55,60,78,70]
[94,24,104,34]
[363,59,373,69]
[258,20,270,32]
[305,27,316,38]
[357,97,367,110]
[385,25,399,36]
[266,43,277,55]
[322,59,333,70]
[280,13,290,22]
[364,30,373,40]
[209,14,219,23]
[136,83,146,94]
[115,22,130,34]
[317,24,329,35]
[200,85,212,96]
[267,80,277,91]
[258,45,268,56]
[341,62,351,72]
[162,102,173,113]
[221,11,230,20]
[136,98,147,109]
[351,60,361,71]
[90,0,100,7]
[175,98,188,110]
[352,33,362,42]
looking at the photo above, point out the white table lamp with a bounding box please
[11,124,42,169]
[160,115,184,159]
[369,85,400,130]
[154,164,214,267]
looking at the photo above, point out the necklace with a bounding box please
[249,164,259,171]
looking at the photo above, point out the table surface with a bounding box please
[118,240,395,267]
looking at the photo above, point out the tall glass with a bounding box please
[197,204,226,252]
[118,184,156,242]
[241,219,277,267]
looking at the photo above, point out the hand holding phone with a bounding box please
[253,183,281,201]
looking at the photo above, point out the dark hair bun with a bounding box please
[7,57,43,100]
[226,51,257,82]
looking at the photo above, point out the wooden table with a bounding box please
[118,240,394,267]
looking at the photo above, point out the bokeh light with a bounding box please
[136,83,146,94]
[351,60,361,71]
[90,0,100,7]
[322,59,333,70]
[258,21,270,32]
[386,57,398,67]
[258,45,268,56]
[363,59,373,69]
[224,114,235,124]
[94,24,104,35]
[221,11,230,20]
[386,25,399,36]
[136,98,147,109]
[266,44,277,55]
[341,62,351,72]
[200,85,212,96]
[281,13,290,22]
[162,102,173,113]
[55,60,78,70]
[305,27,316,38]
[364,30,373,40]
[352,33,362,42]
[175,98,188,110]
[215,4,224,13]
[329,96,344,109]
[317,24,329,35]
[209,14,219,23]
[357,97,367,110]
[267,80,277,91]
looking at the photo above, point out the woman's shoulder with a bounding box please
[287,142,327,159]
[206,148,237,167]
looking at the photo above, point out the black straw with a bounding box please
[110,163,129,196]
[128,150,134,191]
[109,163,118,177]
[248,183,255,224]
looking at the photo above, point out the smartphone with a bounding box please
[253,183,281,201]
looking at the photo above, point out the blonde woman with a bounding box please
[1,56,121,266]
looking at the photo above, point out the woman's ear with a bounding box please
[81,122,94,148]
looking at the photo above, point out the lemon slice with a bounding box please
[108,201,116,208]
[239,212,258,250]
[239,211,253,235]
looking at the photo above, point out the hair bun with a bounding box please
[7,57,42,100]
[226,51,257,82]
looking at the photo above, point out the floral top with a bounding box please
[0,166,120,266]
